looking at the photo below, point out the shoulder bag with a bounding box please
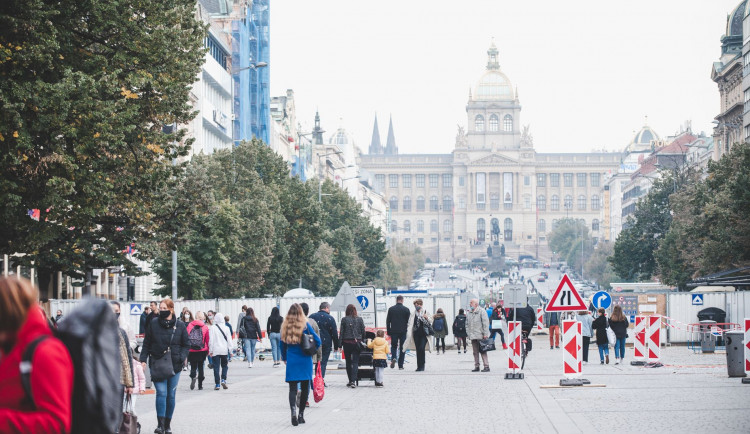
[300,326,317,356]
[238,317,247,339]
[150,326,176,381]
[606,319,616,346]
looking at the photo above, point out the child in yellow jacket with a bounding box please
[367,330,389,387]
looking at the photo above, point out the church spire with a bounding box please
[385,115,398,155]
[369,113,382,154]
[487,39,500,70]
[312,109,324,145]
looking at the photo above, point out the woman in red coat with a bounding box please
[0,277,74,433]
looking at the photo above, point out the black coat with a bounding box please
[308,310,339,350]
[266,315,283,334]
[506,305,536,331]
[140,316,189,375]
[609,318,629,339]
[243,315,262,340]
[591,315,609,345]
[386,303,411,335]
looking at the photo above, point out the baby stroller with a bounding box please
[356,331,376,386]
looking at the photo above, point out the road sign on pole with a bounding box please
[546,274,587,312]
[592,291,612,310]
[503,284,526,308]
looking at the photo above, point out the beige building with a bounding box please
[360,43,623,262]
[713,0,745,160]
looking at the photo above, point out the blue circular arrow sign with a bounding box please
[592,291,611,309]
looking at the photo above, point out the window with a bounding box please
[537,195,546,210]
[429,174,439,188]
[577,195,586,210]
[524,175,530,186]
[458,197,466,209]
[577,173,586,187]
[524,194,531,209]
[416,196,425,211]
[443,219,452,233]
[504,218,513,230]
[416,174,425,188]
[564,195,573,210]
[429,196,439,211]
[537,173,546,187]
[564,173,573,187]
[592,219,600,231]
[430,219,438,233]
[389,174,398,188]
[390,220,397,233]
[443,174,452,188]
[375,174,385,190]
[591,195,600,210]
[550,173,560,187]
[538,219,546,232]
[402,174,412,188]
[389,196,398,211]
[490,194,500,210]
[443,196,452,210]
[418,238,424,244]
[459,176,465,187]
[489,114,499,132]
[417,220,424,232]
[551,195,560,210]
[503,114,513,132]
[477,218,486,241]
[475,115,484,132]
[591,173,600,187]
[205,36,228,70]
[404,220,411,233]
[403,196,411,211]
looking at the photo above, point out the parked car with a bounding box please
[537,276,546,282]
[541,272,549,278]
[543,263,550,268]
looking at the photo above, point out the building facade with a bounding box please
[360,43,623,262]
[713,0,745,160]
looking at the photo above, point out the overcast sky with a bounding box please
[270,0,741,155]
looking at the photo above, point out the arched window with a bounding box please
[430,196,439,211]
[591,195,600,210]
[577,195,586,210]
[477,218,486,241]
[404,220,411,233]
[389,196,398,211]
[475,115,485,132]
[390,220,397,233]
[538,219,546,232]
[443,196,452,210]
[504,218,513,230]
[489,114,499,132]
[403,196,411,211]
[592,219,600,231]
[416,196,425,211]
[503,114,513,132]
[551,195,560,210]
[430,219,438,233]
[417,220,424,232]
[537,195,546,210]
[443,219,452,233]
[564,195,573,210]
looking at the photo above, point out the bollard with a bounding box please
[505,321,523,379]
[537,308,543,331]
[631,315,647,366]
[562,320,581,378]
[647,315,661,363]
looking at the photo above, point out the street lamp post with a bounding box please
[318,150,343,202]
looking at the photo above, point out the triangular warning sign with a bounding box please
[545,274,587,312]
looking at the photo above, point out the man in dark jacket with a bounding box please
[309,302,339,379]
[506,303,536,351]
[144,301,159,333]
[386,295,411,369]
[139,306,150,334]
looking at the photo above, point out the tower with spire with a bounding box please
[312,110,324,145]
[384,115,398,155]
[369,114,383,154]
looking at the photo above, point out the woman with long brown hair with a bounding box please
[339,303,366,388]
[0,277,73,433]
[241,306,262,367]
[281,303,320,426]
[609,305,629,364]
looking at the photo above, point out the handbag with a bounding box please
[478,338,496,353]
[238,317,247,339]
[300,328,317,356]
[421,316,434,336]
[313,362,325,403]
[150,327,176,381]
[606,320,616,346]
[119,394,138,434]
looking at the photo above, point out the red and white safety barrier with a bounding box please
[507,321,522,371]
[648,315,661,362]
[633,315,646,361]
[562,320,581,378]
[537,308,543,331]
[744,318,749,375]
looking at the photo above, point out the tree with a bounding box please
[379,242,425,290]
[0,0,206,291]
[584,242,618,290]
[548,218,591,274]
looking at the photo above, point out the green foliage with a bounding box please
[548,218,592,274]
[583,242,618,290]
[379,242,425,290]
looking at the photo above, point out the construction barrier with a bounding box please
[507,321,522,371]
[648,315,661,362]
[633,315,646,362]
[562,320,581,378]
[745,319,750,375]
[536,308,543,331]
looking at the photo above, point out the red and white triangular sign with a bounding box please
[546,274,587,312]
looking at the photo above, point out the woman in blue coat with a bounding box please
[281,303,321,427]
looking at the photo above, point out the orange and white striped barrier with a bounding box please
[562,320,581,378]
[536,308,543,331]
[648,315,661,362]
[633,316,647,362]
[507,321,522,370]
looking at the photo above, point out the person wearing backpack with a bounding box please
[208,312,232,390]
[452,308,468,353]
[432,308,449,354]
[186,311,210,390]
[140,299,189,434]
[0,277,73,433]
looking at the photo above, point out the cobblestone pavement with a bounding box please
[134,342,750,434]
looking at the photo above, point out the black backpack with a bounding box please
[433,317,444,332]
[454,315,467,332]
[188,325,204,350]
[22,299,122,433]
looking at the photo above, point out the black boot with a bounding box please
[154,417,165,434]
[291,405,298,426]
[198,378,203,390]
[164,418,172,434]
[298,409,306,424]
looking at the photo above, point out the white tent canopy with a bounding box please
[282,287,314,298]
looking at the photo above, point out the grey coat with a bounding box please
[466,307,489,340]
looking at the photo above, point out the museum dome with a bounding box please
[626,123,660,153]
[473,41,515,101]
[727,0,747,37]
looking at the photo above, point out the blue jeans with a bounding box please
[243,338,257,364]
[614,337,626,359]
[598,344,610,361]
[389,332,406,368]
[212,354,228,386]
[268,332,281,362]
[319,345,332,378]
[154,371,181,418]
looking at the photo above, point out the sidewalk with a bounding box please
[134,344,750,433]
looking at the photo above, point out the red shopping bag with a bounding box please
[313,362,325,403]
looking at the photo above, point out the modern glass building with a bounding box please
[249,0,270,145]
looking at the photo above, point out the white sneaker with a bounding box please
[249,362,253,368]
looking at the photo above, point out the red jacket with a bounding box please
[0,307,73,433]
[186,320,210,352]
